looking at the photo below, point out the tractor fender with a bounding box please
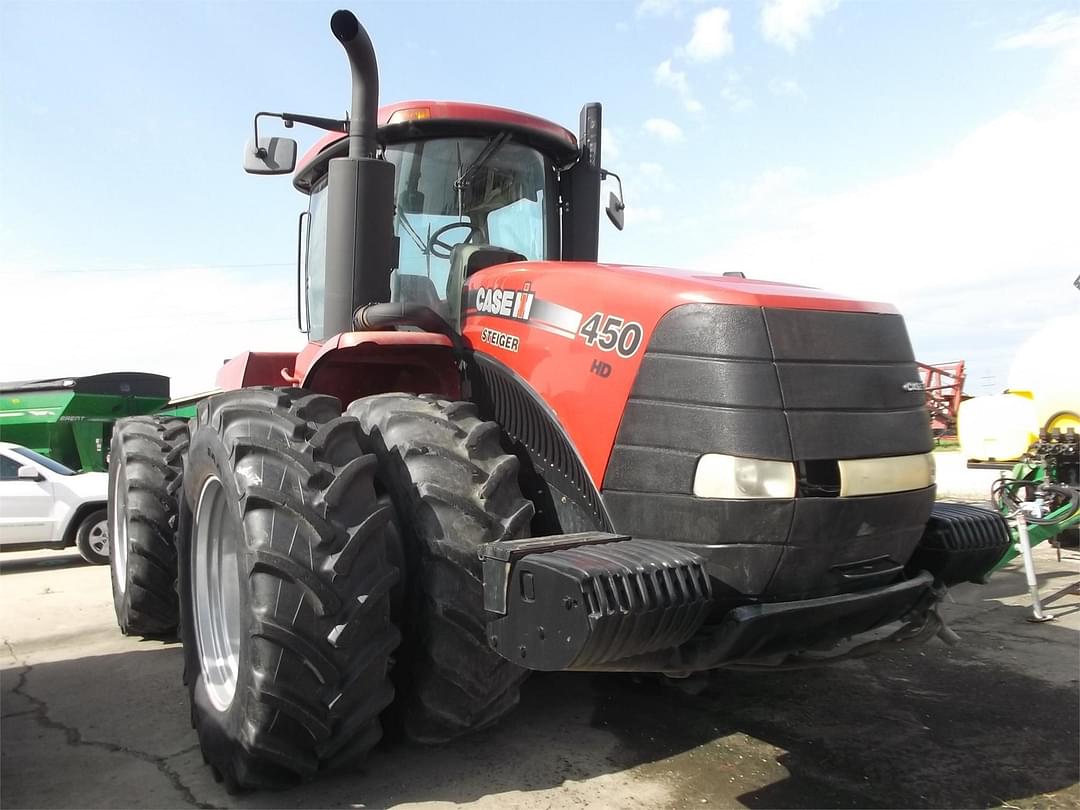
[298,331,461,404]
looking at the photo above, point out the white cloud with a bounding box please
[0,266,297,395]
[686,7,734,62]
[643,118,685,143]
[761,0,839,51]
[655,59,705,113]
[718,69,753,112]
[655,59,690,96]
[692,108,1080,381]
[636,0,708,17]
[996,11,1080,50]
[768,77,806,99]
[996,11,1080,106]
[636,0,680,16]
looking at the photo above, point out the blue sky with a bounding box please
[1,0,1077,395]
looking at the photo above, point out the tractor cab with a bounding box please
[286,101,610,340]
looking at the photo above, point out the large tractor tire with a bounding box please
[108,415,189,636]
[178,387,400,792]
[347,393,534,743]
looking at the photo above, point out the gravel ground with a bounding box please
[1,540,1077,810]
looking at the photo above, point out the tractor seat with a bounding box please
[446,244,527,324]
[390,270,448,318]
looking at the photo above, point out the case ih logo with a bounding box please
[466,283,584,341]
[474,285,535,321]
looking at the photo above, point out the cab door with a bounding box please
[0,453,56,544]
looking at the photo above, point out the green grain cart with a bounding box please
[0,373,191,472]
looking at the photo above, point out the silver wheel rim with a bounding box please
[111,467,129,592]
[193,476,243,712]
[88,519,109,557]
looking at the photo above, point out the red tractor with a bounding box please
[107,10,1011,792]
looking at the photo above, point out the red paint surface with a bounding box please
[215,352,299,390]
[297,100,577,176]
[216,333,459,406]
[462,262,899,486]
[298,332,459,406]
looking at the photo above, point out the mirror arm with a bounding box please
[600,169,626,210]
[253,111,349,158]
[253,112,271,158]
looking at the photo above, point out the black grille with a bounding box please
[602,303,936,602]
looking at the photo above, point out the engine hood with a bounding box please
[462,260,907,483]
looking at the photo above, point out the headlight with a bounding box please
[837,453,935,497]
[693,454,796,499]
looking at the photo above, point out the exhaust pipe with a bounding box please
[330,10,379,159]
[318,9,397,341]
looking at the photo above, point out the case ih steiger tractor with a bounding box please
[107,10,1012,792]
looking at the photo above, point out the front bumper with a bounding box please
[480,533,938,673]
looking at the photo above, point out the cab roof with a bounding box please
[293,100,579,192]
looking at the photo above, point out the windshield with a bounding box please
[385,137,551,299]
[304,136,552,335]
[11,446,76,476]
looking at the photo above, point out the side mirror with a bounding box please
[17,465,43,481]
[243,137,298,175]
[605,190,625,231]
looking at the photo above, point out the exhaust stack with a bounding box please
[319,9,396,341]
[330,10,379,159]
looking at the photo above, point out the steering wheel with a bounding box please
[427,221,481,260]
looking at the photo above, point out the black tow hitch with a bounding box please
[478,532,714,671]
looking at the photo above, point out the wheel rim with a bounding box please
[111,467,129,592]
[88,519,109,557]
[193,476,243,712]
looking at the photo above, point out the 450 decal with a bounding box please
[578,312,645,358]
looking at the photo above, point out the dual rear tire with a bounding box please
[176,388,531,790]
[108,416,189,635]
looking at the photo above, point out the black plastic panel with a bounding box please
[602,493,793,547]
[646,303,772,358]
[765,487,936,599]
[764,309,915,363]
[615,400,792,459]
[775,362,926,411]
[602,492,791,603]
[631,356,780,407]
[786,409,933,458]
[600,302,936,605]
[602,446,697,494]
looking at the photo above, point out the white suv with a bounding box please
[0,442,110,564]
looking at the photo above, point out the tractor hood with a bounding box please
[462,258,917,479]
[461,259,933,607]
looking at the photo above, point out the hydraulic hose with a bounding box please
[353,302,458,343]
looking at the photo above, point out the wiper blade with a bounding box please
[455,133,510,191]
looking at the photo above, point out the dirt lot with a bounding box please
[2,543,1077,810]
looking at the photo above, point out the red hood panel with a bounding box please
[462,260,900,486]
[518,262,897,314]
